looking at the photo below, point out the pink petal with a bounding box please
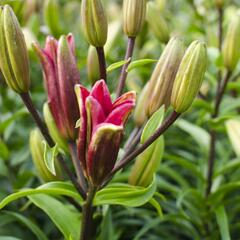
[90,80,113,115]
[44,36,58,64]
[75,85,90,172]
[105,102,135,126]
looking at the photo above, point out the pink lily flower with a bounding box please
[33,34,80,141]
[75,80,136,186]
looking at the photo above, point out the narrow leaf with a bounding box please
[107,59,130,73]
[127,59,158,72]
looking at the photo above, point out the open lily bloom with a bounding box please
[33,34,80,141]
[75,80,136,186]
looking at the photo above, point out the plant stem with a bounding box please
[80,185,97,240]
[205,70,232,196]
[69,142,88,193]
[20,92,86,199]
[116,37,136,98]
[96,47,107,82]
[205,7,227,197]
[104,111,180,184]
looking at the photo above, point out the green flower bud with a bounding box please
[226,119,240,157]
[122,0,146,37]
[30,129,62,182]
[43,103,68,153]
[146,2,169,43]
[44,0,62,38]
[81,0,108,47]
[215,0,224,8]
[223,12,240,71]
[134,83,150,126]
[0,5,30,93]
[129,108,165,187]
[146,37,185,116]
[171,40,207,113]
[87,46,100,84]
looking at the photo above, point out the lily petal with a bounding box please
[113,91,136,108]
[75,84,90,171]
[57,35,80,140]
[105,102,135,126]
[87,123,123,186]
[90,80,113,115]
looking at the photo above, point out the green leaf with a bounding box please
[94,177,161,215]
[0,108,27,134]
[0,237,21,240]
[175,119,210,149]
[43,141,58,175]
[2,210,48,240]
[215,206,231,240]
[127,59,158,72]
[29,194,80,240]
[0,139,9,160]
[141,106,165,143]
[0,182,82,209]
[107,59,130,73]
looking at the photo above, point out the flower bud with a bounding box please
[226,119,240,157]
[43,103,68,153]
[223,12,240,71]
[129,108,165,187]
[134,83,150,126]
[122,0,146,37]
[215,0,224,8]
[146,37,185,116]
[81,0,108,47]
[171,40,207,113]
[29,129,62,182]
[0,5,30,93]
[44,0,62,37]
[87,46,100,84]
[146,2,169,43]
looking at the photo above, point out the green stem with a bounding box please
[80,186,97,240]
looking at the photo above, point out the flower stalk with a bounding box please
[116,37,136,98]
[20,92,86,199]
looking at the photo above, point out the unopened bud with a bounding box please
[0,5,30,93]
[134,83,150,126]
[215,0,224,8]
[123,0,146,37]
[87,46,100,84]
[43,103,68,153]
[146,2,169,43]
[146,37,185,116]
[44,0,62,37]
[171,40,207,113]
[223,12,240,71]
[129,108,165,187]
[81,0,108,47]
[226,119,240,157]
[29,129,62,182]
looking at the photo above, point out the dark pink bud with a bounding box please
[75,80,136,186]
[33,34,80,140]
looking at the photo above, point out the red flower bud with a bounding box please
[75,80,136,186]
[33,34,80,141]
